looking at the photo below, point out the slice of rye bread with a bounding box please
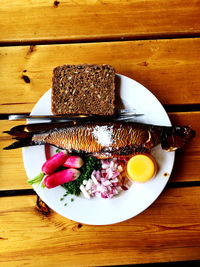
[51,64,116,115]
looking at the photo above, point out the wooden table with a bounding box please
[0,1,200,266]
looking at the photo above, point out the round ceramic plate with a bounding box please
[23,74,175,225]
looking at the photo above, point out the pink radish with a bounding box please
[63,156,84,168]
[42,151,68,174]
[44,168,80,189]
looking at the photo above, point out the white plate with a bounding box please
[23,74,175,225]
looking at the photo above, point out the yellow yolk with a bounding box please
[127,154,157,182]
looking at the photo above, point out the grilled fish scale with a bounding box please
[32,123,151,153]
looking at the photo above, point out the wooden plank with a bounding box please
[169,112,200,183]
[0,0,200,43]
[1,38,200,114]
[0,112,199,190]
[0,187,200,266]
[0,121,29,190]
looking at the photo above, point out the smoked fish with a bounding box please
[3,121,195,157]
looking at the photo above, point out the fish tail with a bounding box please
[3,122,69,150]
[3,138,36,150]
[3,124,36,150]
[159,125,195,151]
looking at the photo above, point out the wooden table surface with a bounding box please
[0,1,200,266]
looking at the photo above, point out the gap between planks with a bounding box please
[1,105,200,115]
[1,33,200,47]
[1,182,200,197]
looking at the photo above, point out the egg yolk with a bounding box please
[127,154,157,182]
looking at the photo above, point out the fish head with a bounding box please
[160,126,196,152]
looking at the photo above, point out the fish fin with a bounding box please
[3,124,37,150]
[3,124,34,139]
[3,138,36,150]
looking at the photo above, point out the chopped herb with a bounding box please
[64,203,67,206]
[62,156,101,196]
[71,198,74,202]
[60,197,64,201]
[56,148,60,153]
[63,193,68,197]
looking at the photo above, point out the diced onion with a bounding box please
[81,158,131,199]
[80,185,91,199]
[85,179,93,190]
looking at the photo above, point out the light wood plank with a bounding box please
[0,187,200,266]
[0,112,199,190]
[169,112,200,182]
[0,121,29,190]
[0,0,200,43]
[0,38,200,114]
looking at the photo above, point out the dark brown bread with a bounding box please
[51,64,115,115]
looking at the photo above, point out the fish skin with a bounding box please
[32,122,159,158]
[32,122,159,155]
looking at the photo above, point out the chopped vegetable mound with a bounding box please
[62,157,101,196]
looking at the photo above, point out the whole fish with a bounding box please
[3,121,195,158]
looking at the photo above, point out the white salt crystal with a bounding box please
[92,126,113,146]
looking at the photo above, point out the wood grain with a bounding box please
[0,121,29,190]
[0,187,200,266]
[169,112,200,183]
[0,38,200,114]
[0,112,199,190]
[0,0,200,43]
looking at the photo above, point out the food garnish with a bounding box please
[27,172,45,188]
[28,154,83,189]
[80,158,131,199]
[27,153,131,199]
[63,155,84,168]
[44,168,80,189]
[42,151,68,174]
[62,156,101,196]
[127,154,157,183]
